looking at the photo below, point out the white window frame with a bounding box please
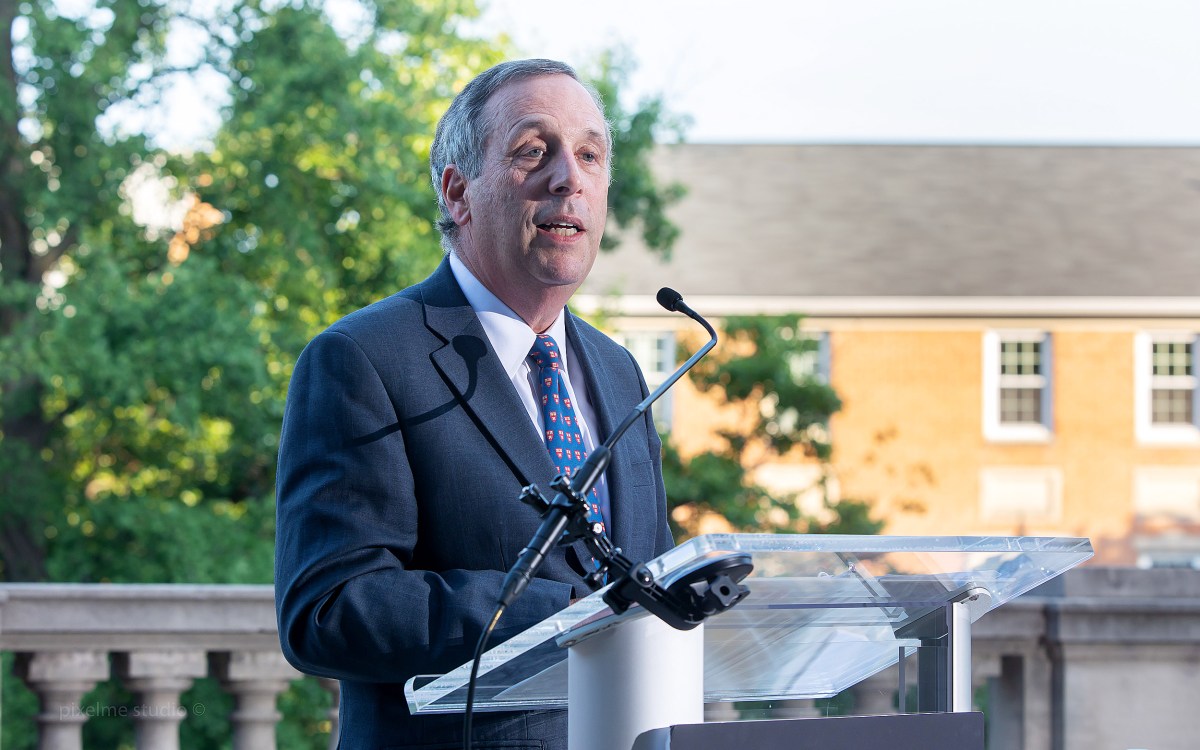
[1134,331,1200,445]
[786,330,834,444]
[613,329,677,431]
[983,330,1053,443]
[791,331,831,385]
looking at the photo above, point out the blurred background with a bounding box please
[2,1,1199,748]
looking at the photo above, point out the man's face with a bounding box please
[454,74,610,311]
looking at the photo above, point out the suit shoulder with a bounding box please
[569,313,628,355]
[328,287,422,340]
[568,312,643,376]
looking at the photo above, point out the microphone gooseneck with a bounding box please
[498,287,720,608]
[474,289,753,750]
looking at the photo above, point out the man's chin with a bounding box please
[530,250,596,286]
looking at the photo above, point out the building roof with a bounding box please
[582,144,1200,302]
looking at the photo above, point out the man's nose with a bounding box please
[547,152,583,196]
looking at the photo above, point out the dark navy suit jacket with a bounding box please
[275,258,673,749]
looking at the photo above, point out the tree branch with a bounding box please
[25,224,75,283]
[0,1,33,334]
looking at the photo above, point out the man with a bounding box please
[275,59,673,749]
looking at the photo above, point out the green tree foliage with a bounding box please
[1,0,681,583]
[663,315,882,538]
[0,0,281,585]
[587,48,688,257]
[1,1,683,746]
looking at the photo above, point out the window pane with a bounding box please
[1000,340,1042,376]
[619,332,674,376]
[655,335,675,373]
[1152,388,1194,424]
[1000,387,1042,424]
[1152,341,1193,377]
[791,350,819,379]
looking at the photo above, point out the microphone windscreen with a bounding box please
[656,287,683,312]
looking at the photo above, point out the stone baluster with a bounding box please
[317,677,341,750]
[14,650,110,750]
[114,650,208,750]
[211,650,301,750]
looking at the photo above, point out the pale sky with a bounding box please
[78,0,1200,150]
[477,0,1200,144]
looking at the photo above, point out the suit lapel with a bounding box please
[419,262,654,569]
[566,313,653,561]
[421,260,556,489]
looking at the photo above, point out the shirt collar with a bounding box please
[448,252,569,380]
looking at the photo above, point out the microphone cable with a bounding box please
[463,603,505,750]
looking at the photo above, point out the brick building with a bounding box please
[578,144,1200,566]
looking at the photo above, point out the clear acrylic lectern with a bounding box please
[405,534,1093,750]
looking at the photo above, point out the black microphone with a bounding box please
[657,287,683,311]
[498,288,718,607]
[655,286,716,343]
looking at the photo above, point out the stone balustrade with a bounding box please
[0,584,335,750]
[839,567,1200,750]
[4,568,1200,749]
[701,567,1200,749]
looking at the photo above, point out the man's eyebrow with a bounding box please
[505,117,551,141]
[504,118,609,148]
[580,128,609,148]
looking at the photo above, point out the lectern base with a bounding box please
[631,712,985,750]
[567,614,704,750]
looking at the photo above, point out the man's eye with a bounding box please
[580,152,598,163]
[524,147,545,158]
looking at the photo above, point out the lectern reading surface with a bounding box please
[405,534,1092,715]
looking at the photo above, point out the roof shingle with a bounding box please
[584,144,1200,298]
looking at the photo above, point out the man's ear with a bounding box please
[441,165,470,226]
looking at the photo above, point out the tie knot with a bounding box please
[529,334,562,370]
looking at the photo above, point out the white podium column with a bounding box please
[567,615,704,750]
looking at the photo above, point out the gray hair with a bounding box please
[429,59,612,249]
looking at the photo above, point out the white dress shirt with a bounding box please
[448,252,611,521]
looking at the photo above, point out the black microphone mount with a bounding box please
[497,288,752,630]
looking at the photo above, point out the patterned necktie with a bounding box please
[529,334,608,534]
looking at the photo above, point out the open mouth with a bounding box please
[536,221,581,237]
